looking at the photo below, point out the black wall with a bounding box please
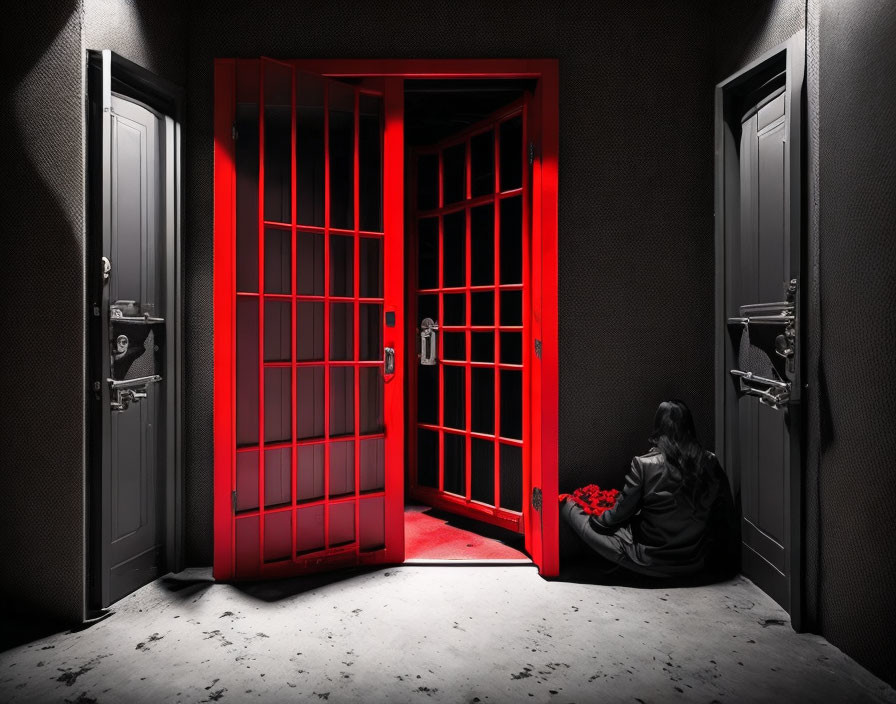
[181,0,718,564]
[83,0,187,88]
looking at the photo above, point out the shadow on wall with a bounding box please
[0,2,86,624]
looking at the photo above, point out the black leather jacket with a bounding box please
[590,448,738,574]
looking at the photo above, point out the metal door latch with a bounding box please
[108,375,160,411]
[384,347,395,375]
[419,318,439,366]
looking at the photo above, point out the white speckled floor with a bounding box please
[1,566,893,704]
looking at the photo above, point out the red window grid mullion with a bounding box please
[323,79,331,550]
[441,360,522,370]
[235,489,387,520]
[417,423,523,446]
[229,66,239,575]
[408,152,420,497]
[439,325,523,332]
[521,101,532,543]
[415,188,522,218]
[236,431,385,452]
[418,283,521,295]
[493,116,502,510]
[289,64,298,564]
[437,148,445,493]
[464,135,473,502]
[265,222,386,237]
[353,86,361,557]
[257,61,266,569]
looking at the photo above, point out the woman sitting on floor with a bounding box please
[561,399,738,578]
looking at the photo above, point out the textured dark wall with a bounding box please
[180,0,717,563]
[708,0,805,80]
[0,2,85,623]
[816,0,896,687]
[83,0,187,87]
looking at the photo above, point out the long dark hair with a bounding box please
[649,400,714,508]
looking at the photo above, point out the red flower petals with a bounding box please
[559,484,619,516]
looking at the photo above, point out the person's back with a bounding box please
[562,400,738,578]
[596,447,733,574]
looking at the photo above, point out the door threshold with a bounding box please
[403,558,532,566]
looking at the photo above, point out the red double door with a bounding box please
[213,59,554,580]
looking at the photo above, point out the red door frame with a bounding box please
[214,59,559,577]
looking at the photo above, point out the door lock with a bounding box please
[419,318,439,366]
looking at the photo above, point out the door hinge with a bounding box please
[534,338,542,359]
[531,486,543,512]
[232,490,237,512]
[232,123,239,141]
[528,141,536,167]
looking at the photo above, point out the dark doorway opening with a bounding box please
[404,79,534,562]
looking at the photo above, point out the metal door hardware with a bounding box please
[730,369,790,408]
[115,335,129,354]
[419,318,439,366]
[384,347,395,375]
[102,256,112,283]
[726,286,799,410]
[775,328,795,359]
[111,300,165,324]
[108,375,161,411]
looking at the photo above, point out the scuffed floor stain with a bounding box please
[135,633,164,651]
[56,655,108,686]
[63,693,97,704]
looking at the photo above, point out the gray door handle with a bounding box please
[384,347,395,375]
[419,318,438,366]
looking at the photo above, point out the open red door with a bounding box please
[213,59,404,579]
[407,98,531,536]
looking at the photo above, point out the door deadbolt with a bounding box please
[116,335,129,354]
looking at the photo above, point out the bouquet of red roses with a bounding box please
[559,484,619,516]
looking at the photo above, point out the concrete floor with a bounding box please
[1,565,894,704]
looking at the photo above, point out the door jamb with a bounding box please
[86,49,184,613]
[714,33,805,629]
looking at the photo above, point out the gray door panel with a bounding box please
[736,91,790,605]
[105,94,165,605]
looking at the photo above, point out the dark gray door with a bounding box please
[736,90,792,608]
[103,94,165,605]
